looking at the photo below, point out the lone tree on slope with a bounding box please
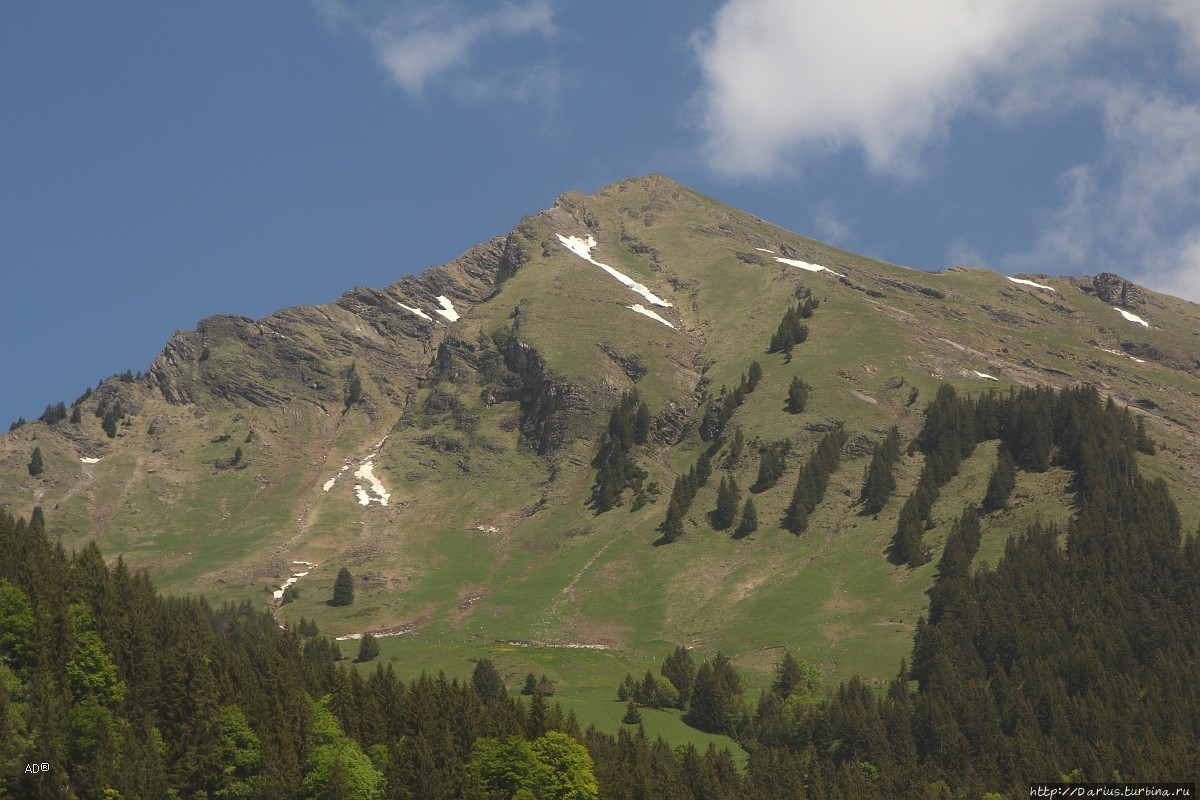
[330,567,355,607]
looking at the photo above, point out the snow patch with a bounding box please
[1114,307,1150,328]
[79,457,101,464]
[354,460,389,506]
[1097,347,1146,364]
[322,477,337,492]
[556,234,672,307]
[774,256,845,278]
[396,301,432,322]
[973,370,1000,381]
[627,304,675,329]
[755,247,775,253]
[435,296,460,322]
[1007,276,1056,292]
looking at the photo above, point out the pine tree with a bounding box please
[471,658,507,705]
[356,633,379,662]
[634,402,651,444]
[622,701,642,725]
[102,409,118,438]
[713,476,740,530]
[70,405,82,424]
[330,567,354,607]
[785,376,809,414]
[660,646,694,710]
[747,360,764,392]
[734,498,758,538]
[981,447,1017,513]
[27,447,43,477]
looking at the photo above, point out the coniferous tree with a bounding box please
[330,567,354,607]
[747,360,764,391]
[660,647,694,710]
[101,409,118,438]
[713,476,740,530]
[981,446,1017,513]
[785,376,809,414]
[634,402,651,445]
[355,633,379,662]
[70,405,81,424]
[27,447,43,477]
[472,659,507,705]
[621,701,641,725]
[734,498,758,538]
[860,426,901,514]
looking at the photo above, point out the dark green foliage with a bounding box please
[8,417,26,431]
[355,633,379,662]
[621,701,641,725]
[592,391,649,512]
[70,404,81,424]
[772,650,821,700]
[472,659,507,705]
[860,425,901,514]
[746,360,763,391]
[101,409,118,438]
[27,447,43,477]
[981,446,1017,513]
[660,647,694,711]
[684,653,743,735]
[231,446,243,466]
[297,616,319,636]
[725,426,744,467]
[1135,416,1156,455]
[784,375,809,413]
[767,296,816,356]
[523,673,538,695]
[344,363,363,409]
[734,498,758,538]
[782,427,847,534]
[331,567,354,606]
[40,401,68,425]
[712,476,741,530]
[750,440,790,492]
[658,449,715,543]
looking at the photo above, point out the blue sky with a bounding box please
[3,1,1199,426]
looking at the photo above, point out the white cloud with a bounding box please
[1003,90,1200,303]
[692,0,1121,178]
[319,1,556,98]
[692,1,1200,302]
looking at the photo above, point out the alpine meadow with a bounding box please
[3,175,1200,797]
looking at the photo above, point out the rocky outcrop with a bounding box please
[1073,272,1146,308]
[497,336,596,456]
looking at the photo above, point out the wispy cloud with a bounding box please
[1003,89,1200,302]
[318,0,557,100]
[692,1,1200,301]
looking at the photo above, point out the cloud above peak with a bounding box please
[319,0,556,98]
[692,0,1124,178]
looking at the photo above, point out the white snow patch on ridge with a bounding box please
[1007,276,1056,292]
[322,477,337,492]
[435,296,460,322]
[973,370,999,381]
[755,247,775,253]
[397,302,432,322]
[628,304,675,329]
[1114,307,1149,328]
[774,257,845,278]
[1097,347,1146,364]
[556,234,672,307]
[80,457,101,464]
[354,460,389,506]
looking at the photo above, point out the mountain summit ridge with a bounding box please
[3,173,1199,689]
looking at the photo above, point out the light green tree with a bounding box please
[299,696,383,800]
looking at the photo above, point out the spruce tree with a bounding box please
[746,360,764,392]
[27,447,43,477]
[785,376,809,414]
[713,477,740,530]
[734,498,758,538]
[102,409,118,438]
[981,447,1017,513]
[356,633,379,662]
[660,646,694,710]
[330,567,354,607]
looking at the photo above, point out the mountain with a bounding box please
[3,172,1200,697]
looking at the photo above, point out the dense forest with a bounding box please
[1,384,1198,798]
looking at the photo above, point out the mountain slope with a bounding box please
[3,173,1200,691]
